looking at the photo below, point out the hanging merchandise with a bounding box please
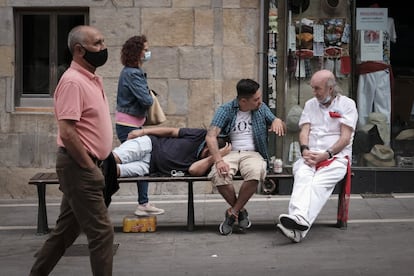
[268,32,277,73]
[268,48,277,70]
[268,45,277,109]
[323,18,345,47]
[291,0,317,100]
[268,2,278,109]
[313,42,324,57]
[295,49,313,78]
[288,10,296,54]
[341,23,351,44]
[313,24,325,43]
[296,32,313,50]
[313,24,325,57]
[335,58,345,79]
[324,46,344,78]
[287,49,295,88]
[295,59,306,78]
[288,0,306,134]
[340,48,351,75]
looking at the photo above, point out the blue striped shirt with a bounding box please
[210,99,276,161]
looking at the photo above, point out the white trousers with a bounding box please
[357,69,391,129]
[289,157,348,237]
[112,136,152,177]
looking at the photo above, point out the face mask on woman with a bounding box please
[142,51,151,62]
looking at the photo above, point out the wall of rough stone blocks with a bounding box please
[0,0,261,198]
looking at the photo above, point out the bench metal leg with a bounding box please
[336,173,351,230]
[187,181,195,231]
[36,183,50,235]
[337,181,347,229]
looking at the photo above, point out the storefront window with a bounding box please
[269,1,352,167]
[266,0,414,170]
[354,2,414,169]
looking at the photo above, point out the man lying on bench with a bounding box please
[106,127,230,214]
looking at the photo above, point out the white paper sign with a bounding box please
[360,30,383,61]
[356,8,387,31]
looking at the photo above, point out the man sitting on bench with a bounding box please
[277,70,357,243]
[112,127,230,178]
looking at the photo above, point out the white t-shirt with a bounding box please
[230,110,255,151]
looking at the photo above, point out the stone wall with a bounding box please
[0,0,260,198]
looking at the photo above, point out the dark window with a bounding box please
[15,8,88,107]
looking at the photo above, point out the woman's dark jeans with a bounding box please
[116,124,149,205]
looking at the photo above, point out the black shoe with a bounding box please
[279,214,309,231]
[219,209,237,235]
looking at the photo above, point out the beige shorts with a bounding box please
[208,151,267,186]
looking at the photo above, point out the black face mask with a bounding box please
[81,46,108,67]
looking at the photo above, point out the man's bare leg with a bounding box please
[217,184,237,207]
[232,180,258,213]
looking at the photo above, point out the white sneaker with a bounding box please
[276,223,302,243]
[279,214,309,231]
[134,203,165,216]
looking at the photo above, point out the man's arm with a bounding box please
[59,120,95,169]
[188,143,231,176]
[205,126,222,164]
[206,125,230,175]
[298,123,313,165]
[327,124,354,156]
[127,127,180,140]
[301,123,354,166]
[262,103,286,136]
[269,118,286,136]
[299,123,310,153]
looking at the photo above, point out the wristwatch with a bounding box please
[326,149,333,159]
[300,145,309,155]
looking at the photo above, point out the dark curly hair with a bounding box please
[120,35,147,67]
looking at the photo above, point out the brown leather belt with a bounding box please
[58,147,103,166]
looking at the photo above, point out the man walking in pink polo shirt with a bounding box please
[30,25,114,276]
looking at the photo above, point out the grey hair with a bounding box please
[326,74,340,96]
[67,25,87,54]
[333,84,342,96]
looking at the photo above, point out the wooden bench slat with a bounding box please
[29,172,59,184]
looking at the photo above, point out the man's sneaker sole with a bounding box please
[135,209,164,216]
[279,214,309,231]
[219,222,233,235]
[134,209,149,216]
[276,223,301,243]
[147,210,165,215]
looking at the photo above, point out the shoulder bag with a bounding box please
[144,90,167,126]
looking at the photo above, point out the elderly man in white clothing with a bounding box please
[277,69,358,243]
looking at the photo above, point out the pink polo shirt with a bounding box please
[54,61,113,160]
